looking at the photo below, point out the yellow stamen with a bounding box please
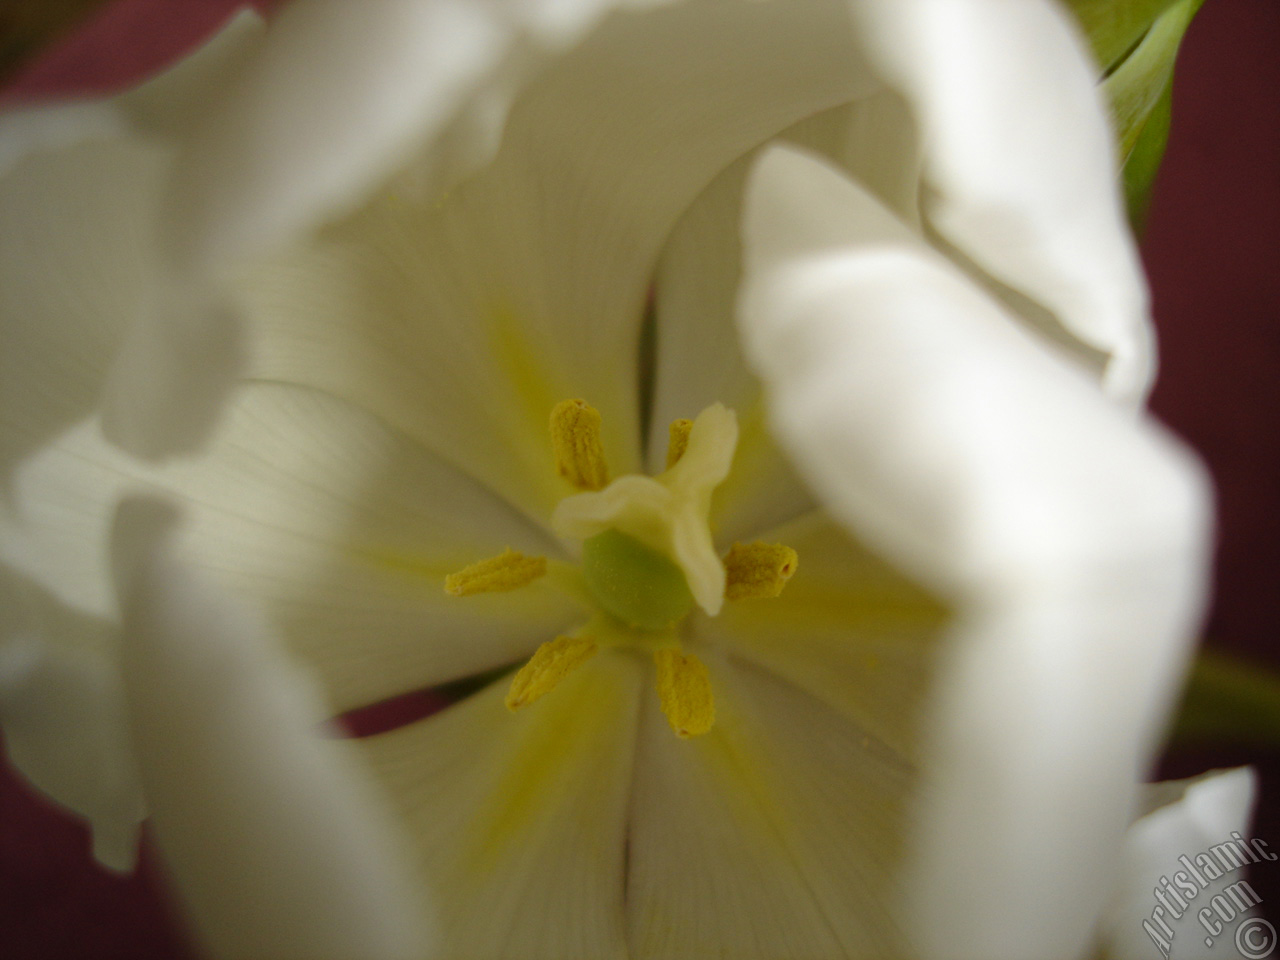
[550,398,609,491]
[505,635,598,711]
[665,418,693,469]
[444,548,546,596]
[654,649,715,738]
[723,541,799,600]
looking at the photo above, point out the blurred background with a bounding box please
[0,0,1275,956]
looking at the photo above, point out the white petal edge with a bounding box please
[738,145,1212,960]
[847,0,1154,401]
[1103,767,1261,960]
[163,0,670,276]
[0,568,143,872]
[109,496,429,960]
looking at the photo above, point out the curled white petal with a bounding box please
[110,496,430,960]
[739,144,1212,960]
[848,0,1153,401]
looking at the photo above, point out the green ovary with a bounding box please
[581,529,696,631]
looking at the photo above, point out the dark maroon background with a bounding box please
[1144,0,1280,929]
[1,0,1277,956]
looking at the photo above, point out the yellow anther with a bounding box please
[550,398,609,491]
[654,649,715,739]
[444,548,547,596]
[505,635,598,711]
[723,541,799,600]
[665,418,693,469]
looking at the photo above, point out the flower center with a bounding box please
[444,399,797,737]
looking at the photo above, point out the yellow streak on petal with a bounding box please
[654,649,715,739]
[665,418,693,469]
[444,548,547,596]
[505,636,599,711]
[550,398,609,491]
[723,541,799,600]
[358,548,454,582]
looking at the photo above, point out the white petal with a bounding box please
[0,118,167,480]
[104,0,518,461]
[90,11,270,463]
[359,651,643,960]
[0,113,164,857]
[110,496,428,960]
[0,26,267,465]
[235,0,878,523]
[0,568,143,872]
[738,145,1212,960]
[4,385,582,712]
[627,653,910,959]
[1102,768,1261,960]
[848,0,1153,400]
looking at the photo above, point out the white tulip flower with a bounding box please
[0,2,1214,959]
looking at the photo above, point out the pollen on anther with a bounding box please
[654,649,715,738]
[665,418,693,468]
[506,635,598,711]
[444,548,546,596]
[723,541,799,600]
[550,398,609,491]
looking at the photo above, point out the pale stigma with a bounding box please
[654,649,715,738]
[444,548,546,596]
[505,635,598,711]
[550,398,609,491]
[552,403,738,615]
[723,541,799,600]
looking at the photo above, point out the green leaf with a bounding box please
[1120,79,1173,232]
[1062,0,1181,72]
[1169,650,1280,747]
[1097,0,1207,232]
[1062,0,1207,232]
